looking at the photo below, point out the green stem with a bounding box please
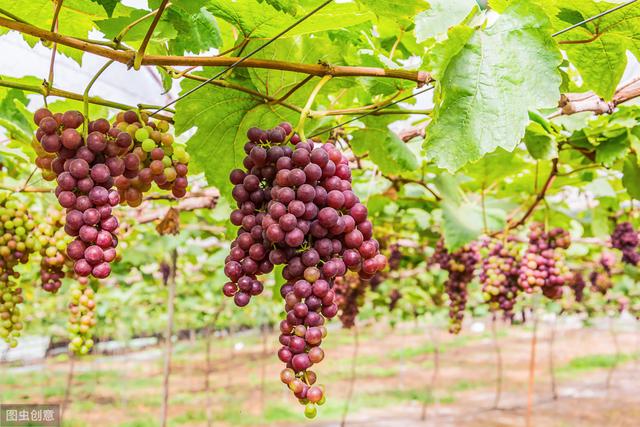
[297,75,332,140]
[134,0,170,70]
[0,79,173,121]
[83,60,115,136]
[114,3,172,44]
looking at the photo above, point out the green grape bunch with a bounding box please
[0,197,39,347]
[37,209,72,293]
[67,277,97,355]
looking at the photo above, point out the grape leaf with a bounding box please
[424,0,562,171]
[258,0,299,15]
[425,25,475,80]
[357,0,427,23]
[441,197,506,250]
[174,73,297,197]
[350,117,419,174]
[164,6,223,55]
[524,122,557,160]
[415,0,478,43]
[90,0,119,17]
[551,0,640,99]
[622,153,640,199]
[206,0,373,38]
[595,133,629,165]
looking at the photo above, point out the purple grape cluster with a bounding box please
[518,223,571,300]
[611,222,640,265]
[589,252,615,295]
[570,272,586,303]
[431,240,479,334]
[112,111,189,205]
[222,124,386,417]
[36,209,71,293]
[479,239,520,320]
[333,273,368,328]
[33,108,125,279]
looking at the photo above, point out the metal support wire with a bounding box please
[552,0,638,37]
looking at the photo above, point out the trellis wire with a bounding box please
[552,0,638,37]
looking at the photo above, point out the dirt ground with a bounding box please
[1,317,639,426]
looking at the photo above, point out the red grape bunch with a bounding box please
[33,108,189,281]
[611,222,640,265]
[431,240,479,334]
[589,252,616,295]
[570,272,586,303]
[33,108,127,280]
[479,239,520,320]
[517,223,571,300]
[36,210,71,293]
[112,111,189,205]
[333,273,368,328]
[0,198,38,347]
[223,123,386,418]
[67,277,97,355]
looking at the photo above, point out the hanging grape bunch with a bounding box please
[36,210,71,293]
[333,273,368,328]
[67,277,97,355]
[479,239,520,320]
[431,240,479,334]
[570,272,586,303]
[32,108,189,280]
[518,223,571,300]
[112,111,189,205]
[611,222,640,265]
[589,252,616,295]
[0,198,38,347]
[32,108,127,279]
[223,123,386,418]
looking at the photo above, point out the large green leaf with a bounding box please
[358,0,427,20]
[258,0,300,15]
[425,25,475,80]
[206,0,374,38]
[415,0,478,43]
[350,117,419,174]
[550,1,640,99]
[622,153,640,200]
[90,0,119,17]
[424,0,562,171]
[441,197,506,250]
[524,122,557,160]
[174,73,297,197]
